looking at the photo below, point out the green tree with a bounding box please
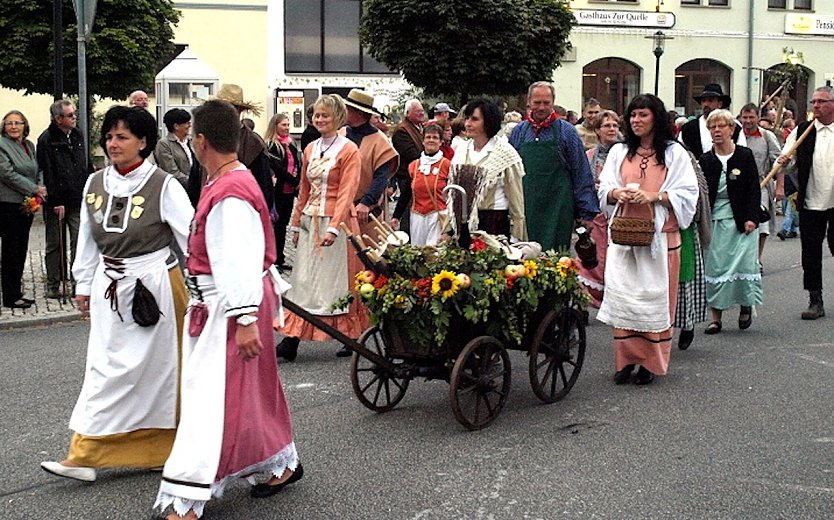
[359,0,574,102]
[0,0,180,99]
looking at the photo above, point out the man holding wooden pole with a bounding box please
[776,85,834,320]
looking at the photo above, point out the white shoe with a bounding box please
[40,461,96,482]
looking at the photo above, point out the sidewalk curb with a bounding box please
[0,312,85,331]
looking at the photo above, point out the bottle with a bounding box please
[574,226,598,269]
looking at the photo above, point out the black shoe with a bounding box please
[250,463,304,498]
[46,289,63,300]
[704,321,722,335]
[335,346,352,357]
[276,337,300,361]
[777,230,787,241]
[6,300,32,309]
[20,298,35,304]
[738,307,753,330]
[613,364,635,385]
[786,231,798,239]
[678,329,694,350]
[801,291,825,320]
[279,264,293,272]
[634,366,655,385]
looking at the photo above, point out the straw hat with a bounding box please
[215,84,263,117]
[343,88,378,116]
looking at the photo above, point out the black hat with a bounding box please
[693,83,731,107]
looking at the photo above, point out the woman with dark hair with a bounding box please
[596,94,699,386]
[155,108,196,187]
[41,106,193,482]
[449,99,526,240]
[700,109,763,334]
[0,110,44,308]
[264,112,300,271]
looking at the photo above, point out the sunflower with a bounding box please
[431,270,461,298]
[523,260,538,279]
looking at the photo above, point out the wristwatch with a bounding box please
[236,314,258,327]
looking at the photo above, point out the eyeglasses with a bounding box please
[61,112,78,118]
[707,123,731,130]
[600,123,620,129]
[4,121,24,127]
[809,99,834,105]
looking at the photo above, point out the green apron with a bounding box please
[520,125,574,251]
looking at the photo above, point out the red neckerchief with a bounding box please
[744,127,762,138]
[525,111,558,136]
[115,159,144,176]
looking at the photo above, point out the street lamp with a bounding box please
[646,30,672,97]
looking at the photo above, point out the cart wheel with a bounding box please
[350,327,409,413]
[529,308,586,403]
[449,336,511,430]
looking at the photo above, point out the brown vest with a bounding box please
[85,168,174,258]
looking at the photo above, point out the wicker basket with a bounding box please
[609,203,655,247]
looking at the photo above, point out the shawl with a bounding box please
[418,150,444,174]
[451,137,525,232]
[598,141,699,258]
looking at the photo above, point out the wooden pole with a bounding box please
[760,119,815,189]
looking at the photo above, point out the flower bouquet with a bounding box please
[338,233,589,358]
[21,195,44,215]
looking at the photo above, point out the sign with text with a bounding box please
[573,9,675,29]
[785,14,834,36]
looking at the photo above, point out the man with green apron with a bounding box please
[508,81,599,252]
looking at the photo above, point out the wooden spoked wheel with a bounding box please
[528,308,586,403]
[350,327,409,412]
[449,336,511,430]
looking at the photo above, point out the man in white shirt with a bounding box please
[679,83,746,159]
[777,85,834,320]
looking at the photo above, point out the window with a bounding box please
[284,0,394,74]
[681,0,729,5]
[583,58,641,116]
[675,59,731,116]
[768,0,812,8]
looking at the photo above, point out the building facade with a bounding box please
[561,0,831,117]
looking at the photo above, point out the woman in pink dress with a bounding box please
[596,94,699,386]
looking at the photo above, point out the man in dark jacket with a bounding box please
[391,99,425,233]
[36,100,91,299]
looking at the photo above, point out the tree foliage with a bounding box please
[359,0,574,100]
[0,0,180,99]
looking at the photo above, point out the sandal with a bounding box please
[704,321,722,335]
[738,306,752,330]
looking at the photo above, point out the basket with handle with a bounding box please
[609,202,655,247]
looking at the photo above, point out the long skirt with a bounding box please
[156,274,297,518]
[673,231,708,330]
[277,214,368,341]
[68,252,187,468]
[705,219,763,309]
[598,232,680,376]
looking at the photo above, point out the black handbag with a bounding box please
[132,278,163,327]
[758,204,771,224]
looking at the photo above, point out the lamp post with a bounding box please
[646,30,672,98]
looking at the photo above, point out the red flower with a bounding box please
[373,275,389,289]
[470,237,486,251]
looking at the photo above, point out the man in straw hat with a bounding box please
[679,83,746,159]
[206,84,274,211]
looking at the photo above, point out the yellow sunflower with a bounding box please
[431,270,461,298]
[523,260,538,278]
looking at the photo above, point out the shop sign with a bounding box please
[785,14,834,36]
[573,9,675,29]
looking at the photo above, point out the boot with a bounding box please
[276,336,300,361]
[801,291,825,320]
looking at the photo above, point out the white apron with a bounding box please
[69,248,178,435]
[597,233,671,333]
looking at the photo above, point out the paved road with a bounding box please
[2,235,833,519]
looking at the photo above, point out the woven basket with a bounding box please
[610,203,655,247]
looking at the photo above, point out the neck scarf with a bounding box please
[524,111,559,136]
[418,150,443,175]
[115,159,144,176]
[277,134,296,174]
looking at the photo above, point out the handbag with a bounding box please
[610,203,655,247]
[759,204,771,223]
[132,278,163,327]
